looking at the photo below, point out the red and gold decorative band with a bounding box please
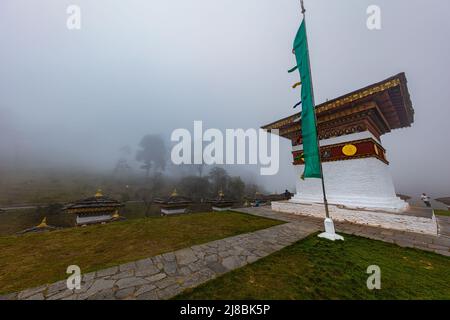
[292,138,388,165]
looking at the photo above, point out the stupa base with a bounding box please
[212,206,232,212]
[161,208,187,215]
[272,201,438,235]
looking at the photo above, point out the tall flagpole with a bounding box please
[300,0,330,219]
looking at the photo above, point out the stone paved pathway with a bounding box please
[1,215,320,300]
[2,207,449,300]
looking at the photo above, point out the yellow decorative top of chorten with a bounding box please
[95,189,103,197]
[218,190,225,198]
[37,217,48,228]
[171,189,178,197]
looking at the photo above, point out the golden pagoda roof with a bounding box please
[37,217,48,228]
[154,190,193,205]
[62,192,123,212]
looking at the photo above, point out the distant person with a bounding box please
[284,189,292,200]
[421,193,431,208]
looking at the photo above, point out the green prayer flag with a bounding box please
[293,20,322,179]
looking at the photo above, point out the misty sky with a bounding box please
[0,0,449,197]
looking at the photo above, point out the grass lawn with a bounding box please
[176,234,450,300]
[435,210,450,217]
[0,208,41,236]
[0,212,282,295]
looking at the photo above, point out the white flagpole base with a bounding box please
[318,218,344,241]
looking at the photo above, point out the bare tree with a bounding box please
[208,167,230,195]
[135,172,165,216]
[228,176,245,200]
[179,176,210,201]
[136,134,167,178]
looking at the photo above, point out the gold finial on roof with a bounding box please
[218,190,225,198]
[95,189,103,197]
[171,189,178,197]
[37,217,48,228]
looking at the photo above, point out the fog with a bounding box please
[1,0,449,198]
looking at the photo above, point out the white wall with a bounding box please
[291,132,408,212]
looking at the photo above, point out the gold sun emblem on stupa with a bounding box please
[342,144,358,156]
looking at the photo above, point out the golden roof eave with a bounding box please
[262,73,414,136]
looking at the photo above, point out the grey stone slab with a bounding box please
[163,260,178,275]
[119,262,137,272]
[135,265,160,277]
[136,258,154,270]
[110,270,134,280]
[82,272,96,282]
[47,289,74,300]
[152,255,164,265]
[178,266,192,276]
[87,288,116,300]
[204,254,218,264]
[46,280,67,297]
[246,255,259,264]
[155,277,178,289]
[205,247,218,254]
[75,279,95,294]
[96,266,119,278]
[253,250,271,258]
[78,279,116,300]
[175,248,198,265]
[18,285,47,300]
[432,237,450,247]
[218,250,231,258]
[25,293,45,300]
[427,244,449,251]
[222,256,243,270]
[136,290,158,300]
[193,250,205,260]
[190,244,204,252]
[157,284,181,300]
[116,277,148,289]
[135,284,157,296]
[194,268,217,283]
[434,250,450,257]
[115,287,135,299]
[207,262,229,274]
[146,273,167,283]
[188,260,204,272]
[162,252,176,262]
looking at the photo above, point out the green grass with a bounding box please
[435,210,450,217]
[0,202,157,237]
[0,208,42,236]
[0,208,76,237]
[176,234,450,300]
[0,212,282,295]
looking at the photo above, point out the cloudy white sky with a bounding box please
[0,0,449,197]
